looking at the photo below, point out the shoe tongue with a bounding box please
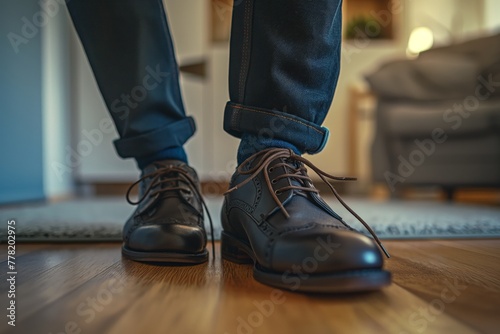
[142,159,192,196]
[141,159,184,175]
[278,158,310,196]
[154,159,186,168]
[283,158,301,178]
[246,153,309,194]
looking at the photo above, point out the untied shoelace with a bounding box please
[224,148,390,258]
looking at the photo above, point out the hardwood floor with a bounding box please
[1,240,499,334]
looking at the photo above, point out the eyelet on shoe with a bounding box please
[271,179,277,184]
[275,190,282,195]
[268,167,274,173]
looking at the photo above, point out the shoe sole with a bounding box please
[221,231,391,293]
[121,245,209,264]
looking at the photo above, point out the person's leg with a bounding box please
[221,0,391,292]
[66,0,212,264]
[225,0,341,163]
[66,0,193,168]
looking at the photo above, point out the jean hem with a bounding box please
[223,101,329,154]
[114,116,196,158]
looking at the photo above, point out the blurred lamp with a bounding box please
[407,27,434,57]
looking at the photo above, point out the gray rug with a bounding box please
[1,197,500,242]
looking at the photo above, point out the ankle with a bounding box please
[237,133,301,164]
[136,146,188,169]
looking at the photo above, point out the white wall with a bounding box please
[42,2,73,198]
[407,0,484,44]
[484,0,500,32]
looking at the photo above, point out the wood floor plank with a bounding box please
[0,243,52,263]
[384,240,500,333]
[211,276,476,334]
[84,257,475,334]
[7,261,132,334]
[9,242,489,334]
[3,240,499,333]
[0,244,122,334]
[9,250,222,334]
[432,239,500,259]
[15,244,121,322]
[0,244,101,292]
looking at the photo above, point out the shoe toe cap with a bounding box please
[126,223,207,254]
[270,229,383,274]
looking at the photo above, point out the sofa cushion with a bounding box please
[381,100,500,137]
[420,33,500,74]
[367,34,500,101]
[366,54,479,101]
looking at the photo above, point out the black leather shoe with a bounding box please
[221,148,391,292]
[122,160,214,264]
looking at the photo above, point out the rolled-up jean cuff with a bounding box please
[223,102,329,154]
[113,116,196,158]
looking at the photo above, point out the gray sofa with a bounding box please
[366,33,500,198]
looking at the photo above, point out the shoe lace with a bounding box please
[224,148,390,258]
[126,165,215,259]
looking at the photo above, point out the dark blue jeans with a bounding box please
[67,0,342,165]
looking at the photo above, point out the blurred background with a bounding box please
[1,0,500,205]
